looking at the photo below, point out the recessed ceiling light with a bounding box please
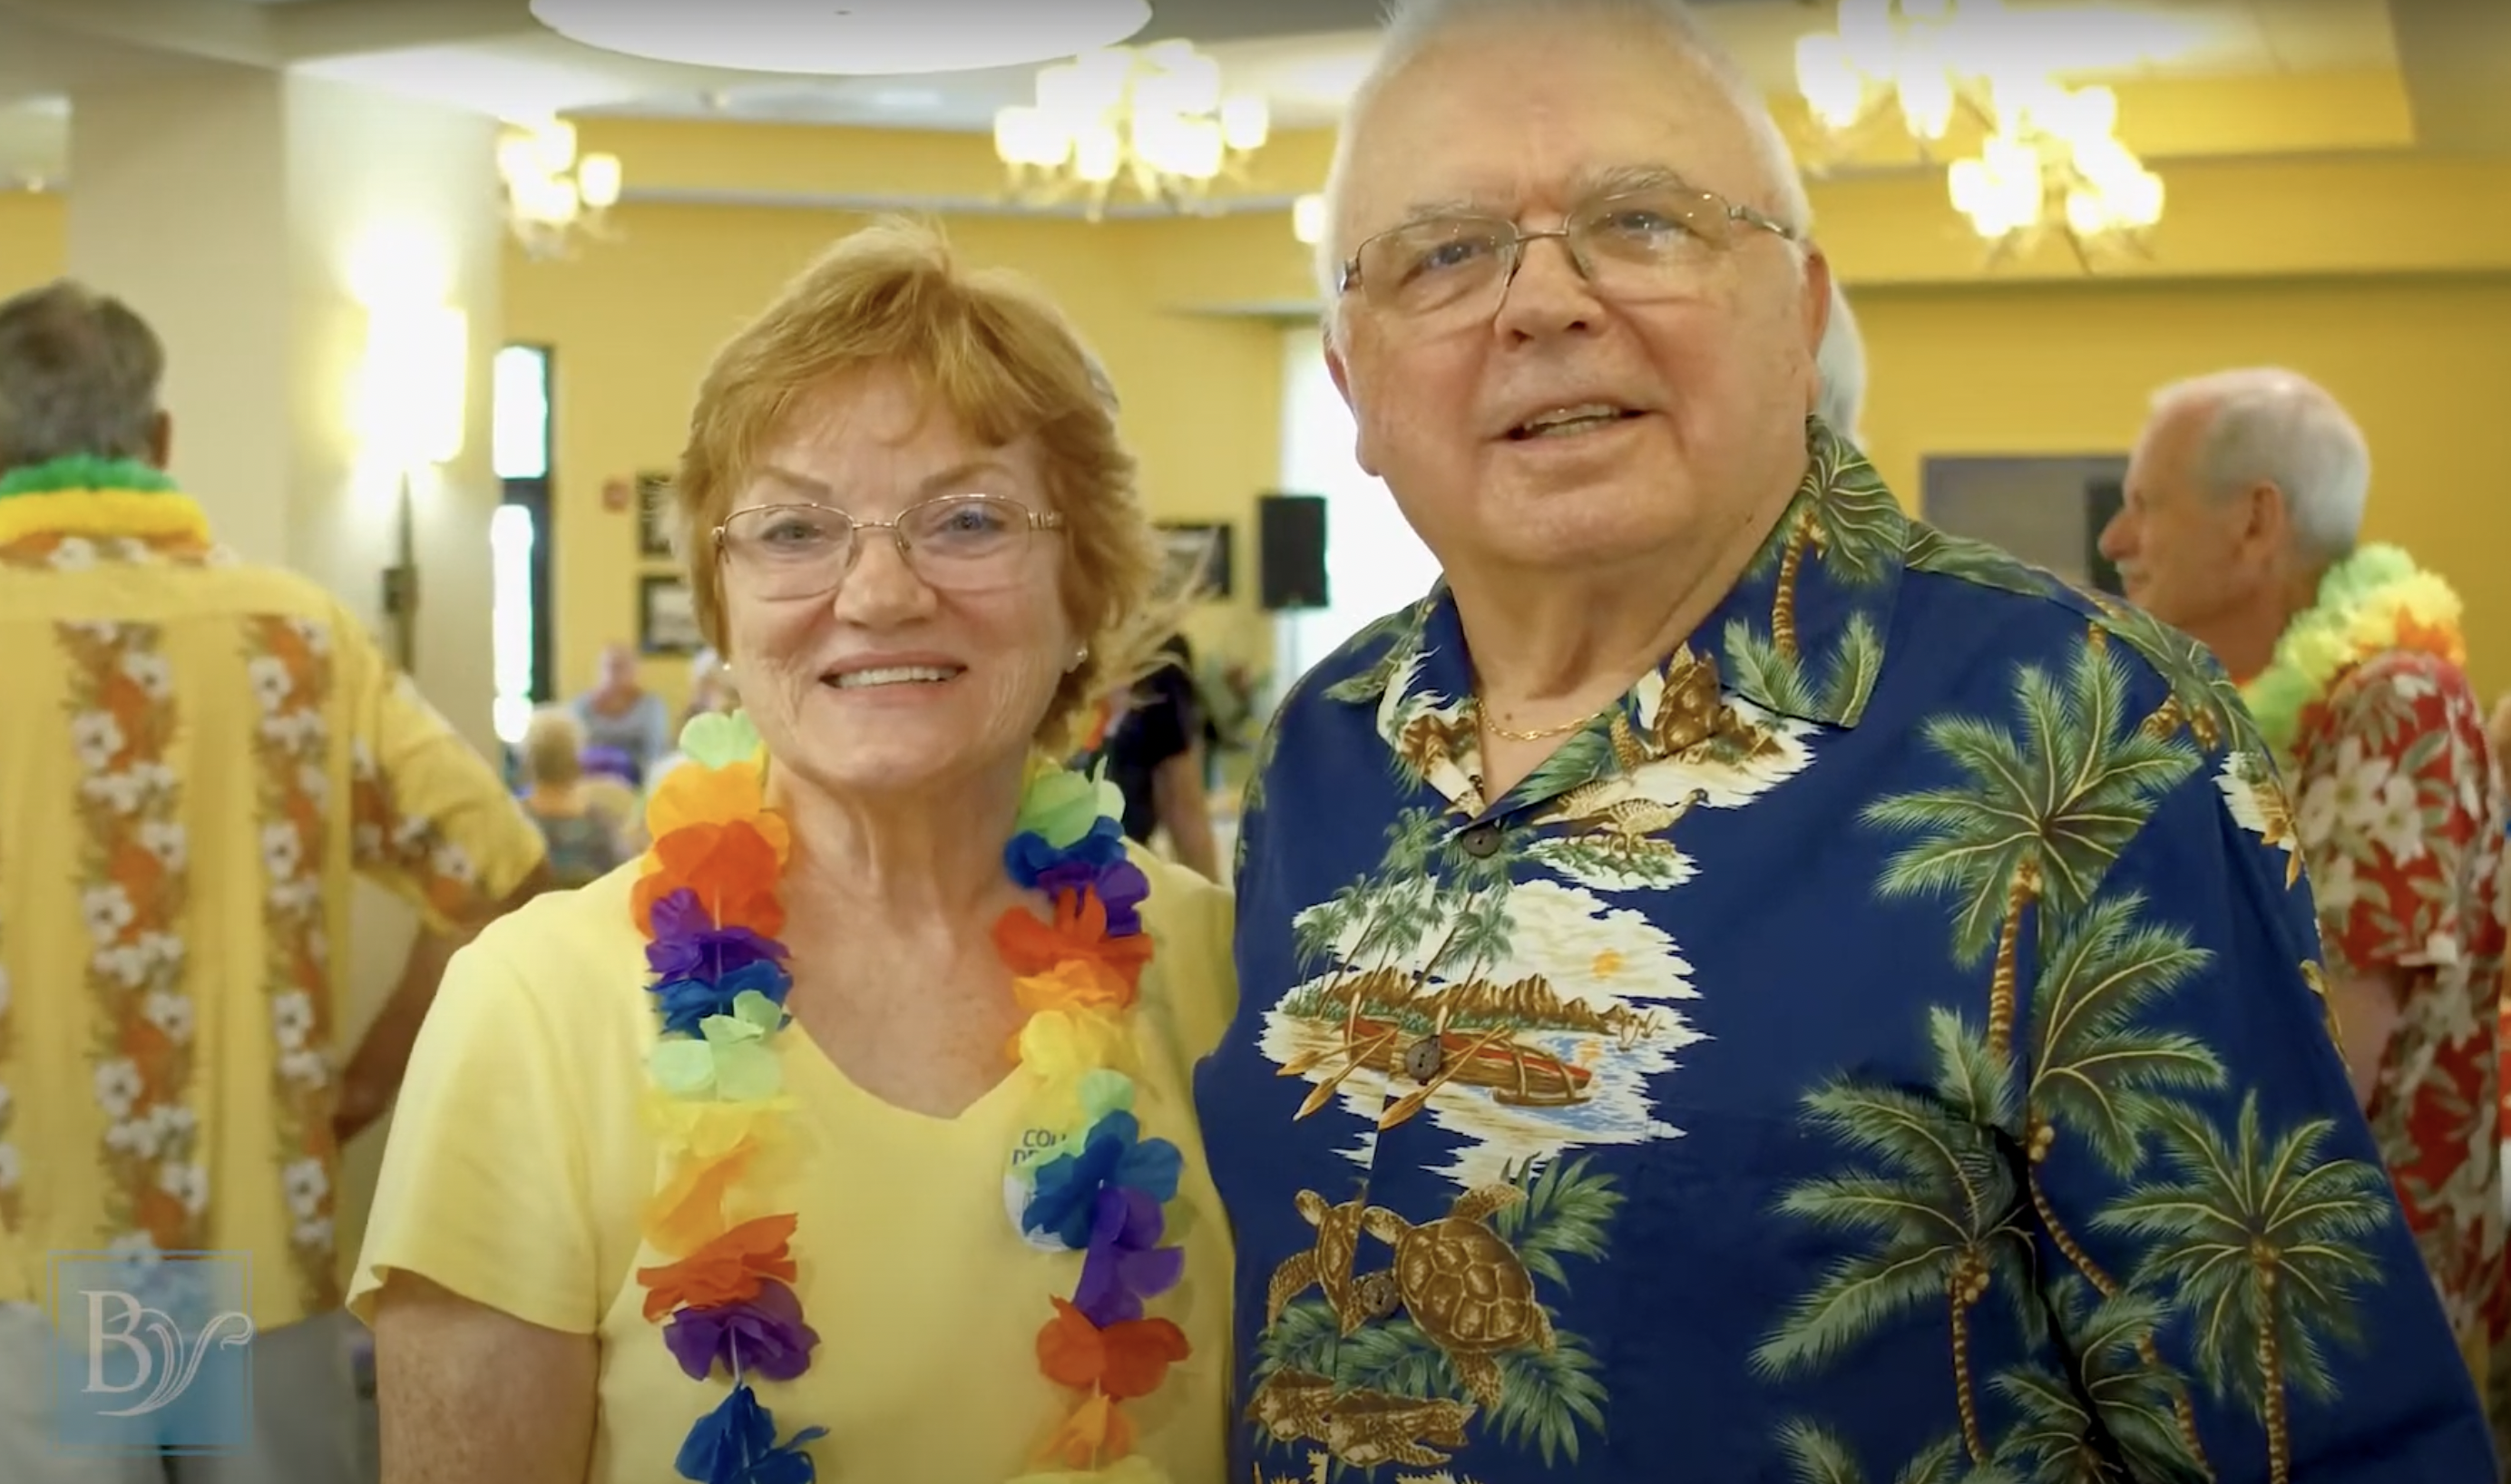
[528,0,1151,76]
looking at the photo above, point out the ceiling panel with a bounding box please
[0,0,2444,188]
[565,0,2400,133]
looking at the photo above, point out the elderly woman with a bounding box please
[353,221,1234,1483]
[1199,0,2489,1479]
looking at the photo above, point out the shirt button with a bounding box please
[1403,1036,1443,1081]
[1459,822,1502,858]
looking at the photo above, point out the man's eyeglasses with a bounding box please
[1337,183,1798,323]
[713,493,1063,600]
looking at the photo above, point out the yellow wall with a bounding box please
[7,103,2510,698]
[505,204,1293,710]
[1853,276,2511,685]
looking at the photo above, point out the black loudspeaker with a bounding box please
[1257,493,1329,610]
[2084,478,2126,597]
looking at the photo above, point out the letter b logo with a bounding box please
[49,1250,255,1451]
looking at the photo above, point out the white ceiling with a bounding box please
[0,0,2415,190]
[308,0,2408,135]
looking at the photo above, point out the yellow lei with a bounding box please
[2239,542,2465,760]
[0,455,209,547]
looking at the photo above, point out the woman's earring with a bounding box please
[1068,646,1089,673]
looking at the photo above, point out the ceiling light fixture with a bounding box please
[1794,0,2165,266]
[1945,79,2164,266]
[993,41,1270,219]
[528,0,1150,76]
[496,119,621,261]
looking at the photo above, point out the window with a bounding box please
[492,344,556,740]
[1273,324,1441,682]
[489,504,537,744]
[493,346,552,481]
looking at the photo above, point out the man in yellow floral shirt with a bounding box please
[2103,365,2511,1461]
[0,281,549,1482]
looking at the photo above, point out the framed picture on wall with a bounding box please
[1155,522,1233,600]
[638,574,703,656]
[635,471,677,560]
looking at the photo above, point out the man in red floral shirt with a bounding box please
[2102,365,2510,1452]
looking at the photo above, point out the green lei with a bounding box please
[2237,542,2463,759]
[0,455,180,498]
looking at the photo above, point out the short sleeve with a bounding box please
[344,644,547,932]
[346,916,602,1335]
[2023,752,2494,1479]
[1138,850,1236,1062]
[2293,654,2498,975]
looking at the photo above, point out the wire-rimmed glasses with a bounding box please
[713,493,1063,600]
[1337,183,1798,325]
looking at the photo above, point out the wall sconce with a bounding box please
[357,304,469,469]
[356,302,470,671]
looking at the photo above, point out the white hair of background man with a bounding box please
[2149,366,2370,565]
[1813,276,1864,441]
[1314,0,1819,317]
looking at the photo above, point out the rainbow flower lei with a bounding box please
[631,711,1192,1484]
[2241,542,2466,760]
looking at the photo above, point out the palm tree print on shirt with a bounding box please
[1776,1423,2017,1484]
[1753,1009,2032,1465]
[1758,418,1905,661]
[2084,596,2250,752]
[1724,611,1886,730]
[2093,1096,2394,1484]
[1861,636,2195,1060]
[2020,892,2224,1467]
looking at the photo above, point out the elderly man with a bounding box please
[2103,366,2508,1447]
[0,281,548,1483]
[1197,1,2494,1479]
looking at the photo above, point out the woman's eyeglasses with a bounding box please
[713,493,1063,600]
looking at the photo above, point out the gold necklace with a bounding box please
[1472,698,1596,742]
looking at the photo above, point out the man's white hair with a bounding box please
[1314,0,1816,307]
[2151,367,2369,565]
[1813,277,1864,442]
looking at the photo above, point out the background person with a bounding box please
[0,279,548,1484]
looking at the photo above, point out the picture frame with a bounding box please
[635,471,677,560]
[638,573,703,656]
[1155,521,1233,601]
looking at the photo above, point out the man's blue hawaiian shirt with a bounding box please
[1198,422,2496,1482]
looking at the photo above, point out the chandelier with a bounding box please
[992,41,1270,218]
[495,119,621,260]
[1793,0,2165,263]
